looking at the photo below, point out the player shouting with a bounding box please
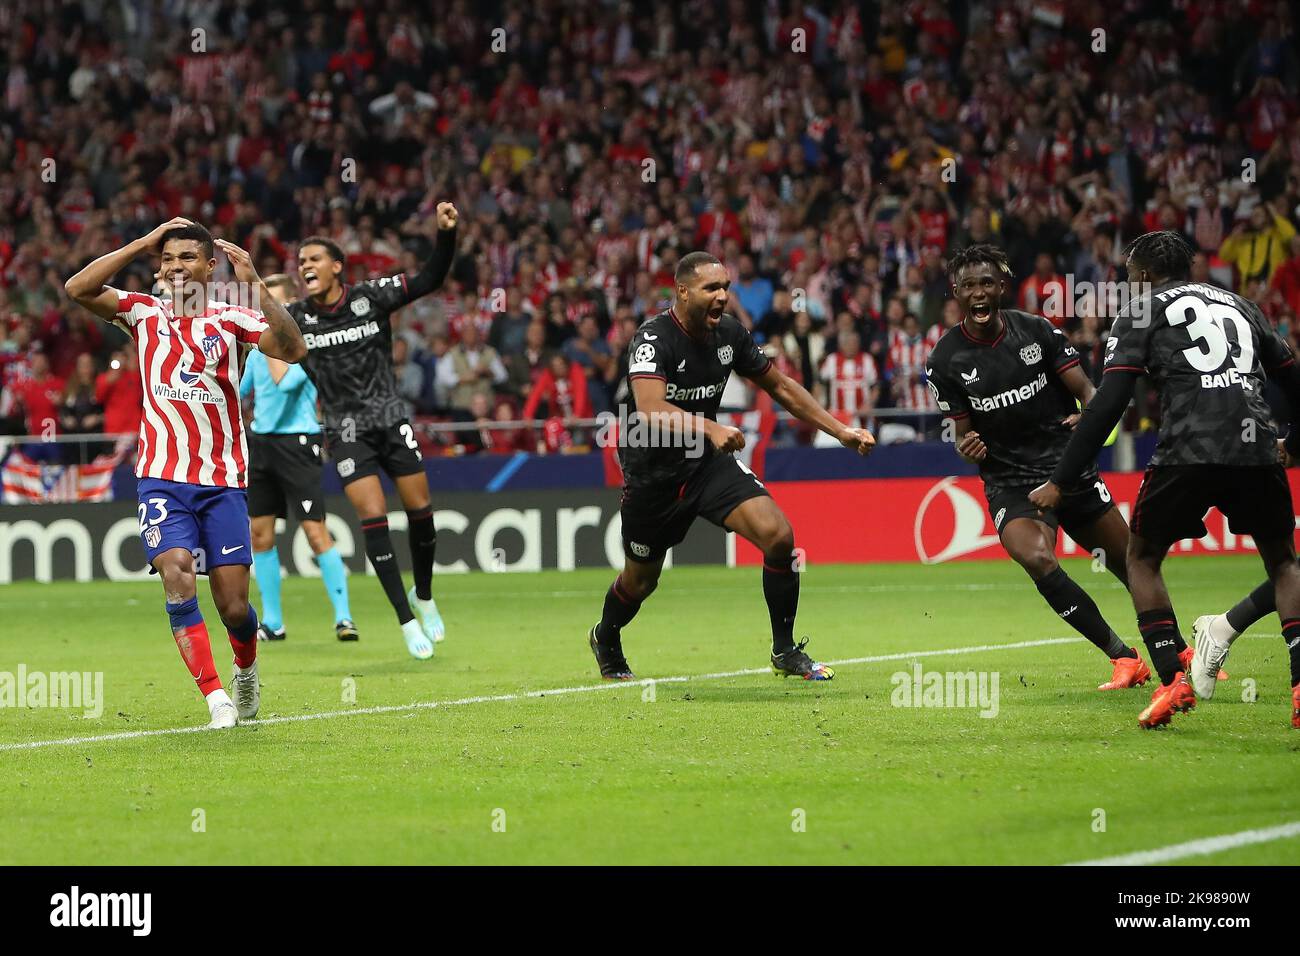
[240,273,357,644]
[285,203,458,659]
[926,244,1154,691]
[65,219,307,728]
[1031,231,1300,728]
[589,252,876,682]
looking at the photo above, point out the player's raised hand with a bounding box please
[436,202,458,231]
[956,430,987,463]
[141,218,194,249]
[839,426,877,456]
[214,238,260,285]
[1028,481,1061,512]
[708,422,746,454]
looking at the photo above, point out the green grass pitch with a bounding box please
[1,555,1298,865]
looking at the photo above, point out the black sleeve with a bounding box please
[1266,361,1300,456]
[403,227,458,300]
[1049,370,1139,486]
[732,322,772,379]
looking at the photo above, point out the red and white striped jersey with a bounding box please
[820,351,879,416]
[112,291,266,488]
[888,329,935,410]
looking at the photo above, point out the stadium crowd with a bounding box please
[0,0,1298,458]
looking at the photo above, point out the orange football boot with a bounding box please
[1099,651,1151,690]
[1138,672,1196,729]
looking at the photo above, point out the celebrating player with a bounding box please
[926,245,1153,691]
[240,273,357,644]
[589,251,876,682]
[64,219,307,728]
[1031,231,1300,728]
[286,202,458,659]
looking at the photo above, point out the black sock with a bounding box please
[596,575,643,646]
[763,555,800,655]
[407,506,436,602]
[1227,581,1275,634]
[1137,608,1184,684]
[1282,618,1300,686]
[1034,567,1131,659]
[362,517,414,624]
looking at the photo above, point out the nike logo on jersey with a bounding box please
[221,545,244,555]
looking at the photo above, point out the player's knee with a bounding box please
[159,555,195,601]
[217,597,251,629]
[764,520,795,561]
[305,523,332,553]
[251,526,275,552]
[1020,550,1058,580]
[622,569,660,602]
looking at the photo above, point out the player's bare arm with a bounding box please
[629,376,744,454]
[747,363,876,455]
[215,239,307,363]
[64,217,194,318]
[1057,363,1095,428]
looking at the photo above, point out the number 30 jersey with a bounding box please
[1104,280,1294,466]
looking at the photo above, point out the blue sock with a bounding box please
[252,547,283,631]
[229,603,259,643]
[166,596,202,631]
[317,546,352,623]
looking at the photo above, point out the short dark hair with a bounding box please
[160,223,214,260]
[947,243,1013,284]
[675,251,722,284]
[300,235,346,267]
[1123,230,1193,282]
[263,272,296,293]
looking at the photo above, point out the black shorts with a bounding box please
[247,431,327,522]
[986,476,1115,541]
[325,421,424,486]
[621,454,770,563]
[1132,464,1295,546]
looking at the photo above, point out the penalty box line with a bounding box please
[0,636,1079,753]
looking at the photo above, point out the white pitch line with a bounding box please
[0,636,1079,753]
[1067,821,1300,866]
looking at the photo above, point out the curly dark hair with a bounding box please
[946,243,1013,284]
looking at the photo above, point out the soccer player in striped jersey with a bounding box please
[65,218,307,729]
[240,273,357,644]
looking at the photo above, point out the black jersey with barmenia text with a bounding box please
[927,309,1092,486]
[621,309,770,488]
[287,276,416,431]
[1104,280,1293,466]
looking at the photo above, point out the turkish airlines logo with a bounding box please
[913,477,1001,564]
